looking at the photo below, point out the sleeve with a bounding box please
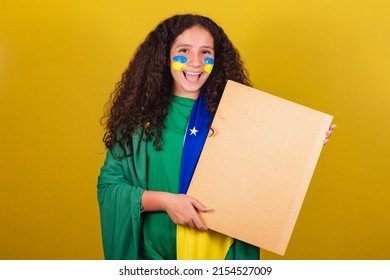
[97,144,146,260]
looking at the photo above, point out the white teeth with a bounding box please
[184,71,201,76]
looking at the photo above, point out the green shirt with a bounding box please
[139,95,196,260]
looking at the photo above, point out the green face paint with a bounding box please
[203,57,214,74]
[172,55,187,71]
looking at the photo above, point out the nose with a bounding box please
[187,53,202,67]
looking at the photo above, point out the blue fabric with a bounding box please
[179,94,213,194]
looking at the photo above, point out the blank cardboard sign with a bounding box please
[187,80,333,255]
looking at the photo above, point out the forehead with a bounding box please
[172,26,214,48]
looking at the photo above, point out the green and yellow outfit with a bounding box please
[98,95,259,259]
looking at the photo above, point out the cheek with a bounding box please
[172,62,186,71]
[203,57,214,74]
[172,55,187,71]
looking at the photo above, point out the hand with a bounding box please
[323,124,337,145]
[163,193,211,231]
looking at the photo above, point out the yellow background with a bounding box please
[1,0,389,259]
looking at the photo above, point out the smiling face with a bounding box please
[170,26,215,99]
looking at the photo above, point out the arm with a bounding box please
[98,144,210,260]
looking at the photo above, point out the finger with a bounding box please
[189,197,212,212]
[186,219,196,229]
[324,124,336,144]
[192,199,212,212]
[326,124,336,136]
[192,216,208,231]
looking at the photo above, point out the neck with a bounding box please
[173,92,199,100]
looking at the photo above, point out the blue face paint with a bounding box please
[172,55,188,70]
[173,55,188,63]
[204,57,214,65]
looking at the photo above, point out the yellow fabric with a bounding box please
[177,225,234,260]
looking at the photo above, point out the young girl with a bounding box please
[97,14,335,260]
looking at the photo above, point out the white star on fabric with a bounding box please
[189,126,198,136]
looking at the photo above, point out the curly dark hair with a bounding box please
[102,14,251,155]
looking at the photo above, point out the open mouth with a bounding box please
[183,71,203,83]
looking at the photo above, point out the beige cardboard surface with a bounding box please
[187,80,333,255]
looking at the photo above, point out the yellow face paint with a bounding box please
[203,57,214,74]
[172,55,187,71]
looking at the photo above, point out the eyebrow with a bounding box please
[174,43,214,50]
